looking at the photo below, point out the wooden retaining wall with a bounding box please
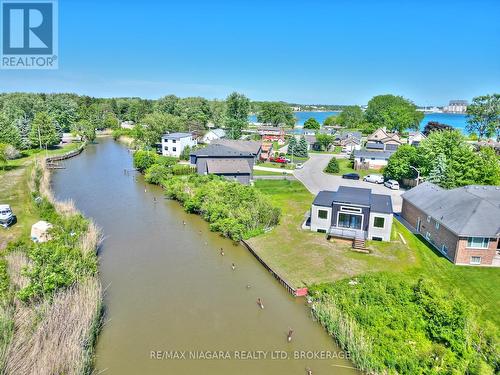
[45,143,85,167]
[240,240,308,297]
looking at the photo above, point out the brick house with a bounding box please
[401,182,500,266]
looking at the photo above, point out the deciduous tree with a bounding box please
[466,94,500,141]
[303,117,320,130]
[365,95,423,133]
[29,112,60,149]
[257,102,295,127]
[337,106,364,128]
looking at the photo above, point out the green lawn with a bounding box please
[250,179,500,326]
[0,143,81,248]
[253,169,288,176]
[325,157,379,178]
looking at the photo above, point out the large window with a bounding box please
[467,237,489,249]
[318,210,328,219]
[338,213,362,230]
[373,217,385,228]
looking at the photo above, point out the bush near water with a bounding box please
[309,273,499,374]
[133,150,282,241]
[163,174,281,241]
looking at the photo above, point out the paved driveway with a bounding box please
[293,153,404,213]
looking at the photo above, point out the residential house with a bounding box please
[353,150,395,170]
[161,132,197,158]
[201,128,226,144]
[401,182,500,266]
[335,131,362,152]
[304,135,317,151]
[257,126,286,144]
[309,186,393,243]
[260,142,274,161]
[407,131,426,146]
[190,140,262,184]
[366,127,403,151]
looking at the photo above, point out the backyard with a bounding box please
[250,179,500,326]
[326,158,380,178]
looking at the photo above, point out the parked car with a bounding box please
[384,180,400,190]
[295,163,304,169]
[270,157,287,164]
[342,173,360,180]
[0,204,16,228]
[363,174,384,184]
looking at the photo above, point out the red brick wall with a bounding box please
[402,199,498,266]
[455,238,498,266]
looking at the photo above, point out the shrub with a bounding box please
[324,157,339,173]
[163,174,281,241]
[133,150,158,172]
[144,164,170,185]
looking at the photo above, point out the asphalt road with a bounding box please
[293,153,404,213]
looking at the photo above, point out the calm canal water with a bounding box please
[51,137,358,375]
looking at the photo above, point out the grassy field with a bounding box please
[253,169,289,176]
[250,179,500,326]
[0,143,80,249]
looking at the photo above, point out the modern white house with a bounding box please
[161,132,197,158]
[309,186,393,243]
[201,128,226,144]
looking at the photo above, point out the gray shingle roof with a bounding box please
[402,182,500,237]
[366,142,385,150]
[333,186,372,206]
[162,132,193,140]
[212,139,261,155]
[191,143,254,157]
[206,158,251,174]
[312,186,393,214]
[353,150,395,159]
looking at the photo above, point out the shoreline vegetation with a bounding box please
[132,149,281,241]
[0,143,103,374]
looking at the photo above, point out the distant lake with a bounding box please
[249,111,469,133]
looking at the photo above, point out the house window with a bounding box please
[340,206,362,213]
[172,139,176,143]
[164,146,168,151]
[441,244,448,254]
[338,213,362,230]
[426,216,431,223]
[425,232,431,241]
[317,229,326,233]
[435,221,440,230]
[470,256,481,265]
[373,217,385,228]
[372,236,383,241]
[318,210,328,219]
[172,147,177,152]
[467,237,489,249]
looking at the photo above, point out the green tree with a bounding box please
[323,115,338,126]
[45,94,79,132]
[466,94,500,141]
[324,157,339,173]
[133,150,158,172]
[155,95,179,114]
[286,136,297,156]
[180,145,192,161]
[0,143,8,170]
[427,153,448,187]
[14,117,31,150]
[0,113,21,148]
[257,102,295,127]
[225,92,250,139]
[29,112,59,149]
[473,147,500,186]
[337,106,364,128]
[77,120,96,143]
[209,99,227,127]
[135,113,186,148]
[295,137,309,158]
[103,112,120,129]
[365,95,423,133]
[303,117,320,130]
[174,97,212,128]
[384,145,420,181]
[315,134,334,151]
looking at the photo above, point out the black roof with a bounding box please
[312,186,393,214]
[333,186,371,206]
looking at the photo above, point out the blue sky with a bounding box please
[1,0,499,105]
